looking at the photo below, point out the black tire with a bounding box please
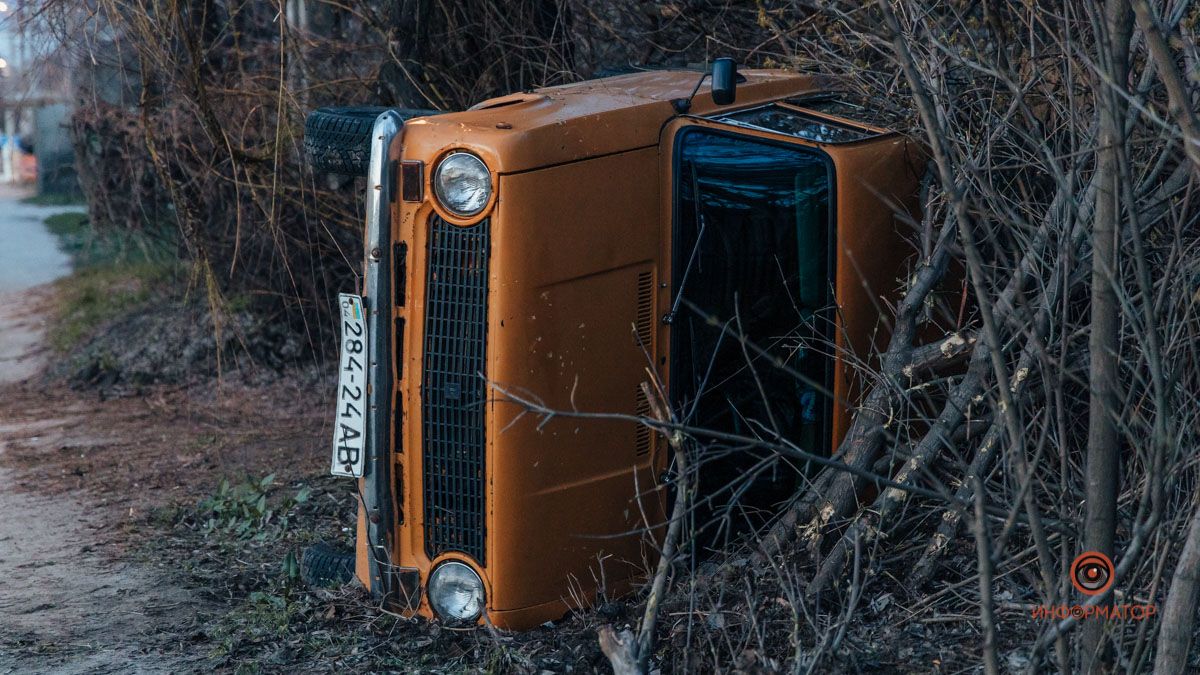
[300,542,356,588]
[304,106,439,176]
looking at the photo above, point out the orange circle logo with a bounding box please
[1070,551,1114,596]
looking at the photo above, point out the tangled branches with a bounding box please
[44,0,588,354]
[634,2,1200,672]
[484,2,1200,672]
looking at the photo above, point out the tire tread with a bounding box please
[300,541,356,588]
[304,106,439,176]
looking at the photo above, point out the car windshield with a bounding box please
[671,129,833,463]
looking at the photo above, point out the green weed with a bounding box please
[198,474,313,541]
[21,192,84,207]
[44,209,182,354]
[49,263,174,352]
[44,211,174,269]
[208,583,304,663]
[42,210,89,235]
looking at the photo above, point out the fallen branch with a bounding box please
[598,380,688,675]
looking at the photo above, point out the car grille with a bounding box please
[421,216,489,564]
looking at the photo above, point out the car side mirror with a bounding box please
[711,58,737,106]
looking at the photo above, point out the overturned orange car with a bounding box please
[304,61,924,630]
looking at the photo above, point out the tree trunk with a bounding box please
[1154,498,1200,673]
[1082,0,1132,670]
[377,0,432,108]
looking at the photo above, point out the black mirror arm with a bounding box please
[672,73,710,115]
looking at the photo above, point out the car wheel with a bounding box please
[304,106,439,177]
[300,541,356,588]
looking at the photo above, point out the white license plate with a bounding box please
[331,293,367,477]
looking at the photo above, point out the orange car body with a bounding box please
[351,69,924,630]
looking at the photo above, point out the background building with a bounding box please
[0,1,76,194]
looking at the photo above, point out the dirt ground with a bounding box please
[0,286,200,673]
[0,285,336,673]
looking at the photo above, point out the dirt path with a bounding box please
[0,194,208,673]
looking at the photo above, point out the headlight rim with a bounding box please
[427,559,486,624]
[432,150,493,220]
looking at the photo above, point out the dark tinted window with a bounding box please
[671,130,832,474]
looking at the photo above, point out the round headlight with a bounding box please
[427,561,484,623]
[433,152,491,217]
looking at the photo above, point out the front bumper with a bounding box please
[361,111,403,600]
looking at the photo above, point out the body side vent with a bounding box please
[634,386,652,457]
[635,271,653,351]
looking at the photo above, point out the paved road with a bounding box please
[0,187,73,296]
[0,188,74,384]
